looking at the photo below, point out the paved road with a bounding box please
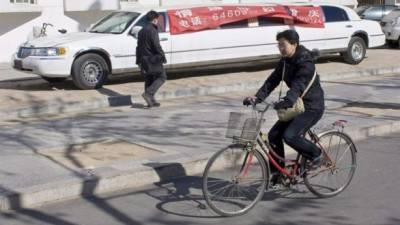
[1,133,399,225]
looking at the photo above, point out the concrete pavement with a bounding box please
[0,74,399,211]
[0,48,399,121]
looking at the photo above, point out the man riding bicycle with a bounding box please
[243,30,325,185]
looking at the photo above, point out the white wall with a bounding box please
[64,0,119,11]
[0,0,116,62]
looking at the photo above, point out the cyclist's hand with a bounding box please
[273,99,292,110]
[243,96,257,106]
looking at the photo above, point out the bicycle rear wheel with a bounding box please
[202,144,268,217]
[302,131,357,198]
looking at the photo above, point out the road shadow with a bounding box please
[142,162,218,218]
[97,87,133,107]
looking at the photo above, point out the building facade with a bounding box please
[358,0,400,6]
[0,0,359,63]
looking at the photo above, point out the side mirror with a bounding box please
[129,26,142,38]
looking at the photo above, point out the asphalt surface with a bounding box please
[1,133,399,225]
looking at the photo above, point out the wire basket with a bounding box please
[226,112,264,142]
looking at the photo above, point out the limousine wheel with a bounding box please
[72,53,109,90]
[342,37,366,65]
[41,76,67,83]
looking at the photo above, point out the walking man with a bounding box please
[136,10,167,108]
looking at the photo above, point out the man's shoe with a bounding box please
[150,95,161,107]
[142,93,154,107]
[267,172,282,190]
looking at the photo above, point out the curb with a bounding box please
[1,120,399,211]
[1,66,399,121]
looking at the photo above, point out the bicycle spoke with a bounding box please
[237,185,259,200]
[210,183,234,197]
[304,131,356,197]
[203,145,267,216]
[335,165,356,171]
[335,144,352,165]
[237,177,264,183]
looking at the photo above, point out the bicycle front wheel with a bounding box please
[202,144,268,217]
[303,131,357,198]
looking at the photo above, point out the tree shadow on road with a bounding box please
[142,162,219,218]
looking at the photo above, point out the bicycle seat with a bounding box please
[333,120,348,127]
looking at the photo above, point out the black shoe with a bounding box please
[270,173,280,185]
[149,95,160,107]
[142,93,154,107]
[267,172,282,190]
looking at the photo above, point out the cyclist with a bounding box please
[243,30,325,185]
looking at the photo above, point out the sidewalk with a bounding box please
[0,74,399,210]
[0,48,399,121]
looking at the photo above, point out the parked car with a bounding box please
[12,3,385,90]
[356,5,399,21]
[381,9,400,48]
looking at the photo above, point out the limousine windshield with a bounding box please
[89,11,140,34]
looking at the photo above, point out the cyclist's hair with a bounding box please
[146,10,160,22]
[276,29,300,45]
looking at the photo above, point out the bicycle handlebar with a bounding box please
[251,100,275,113]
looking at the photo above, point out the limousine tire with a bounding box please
[342,37,366,65]
[41,76,67,83]
[72,53,109,90]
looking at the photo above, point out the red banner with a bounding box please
[286,6,324,27]
[167,5,324,35]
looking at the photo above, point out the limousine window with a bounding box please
[90,11,139,34]
[321,6,349,22]
[219,19,248,29]
[134,12,167,33]
[257,16,285,26]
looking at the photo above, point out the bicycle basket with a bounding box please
[226,112,264,141]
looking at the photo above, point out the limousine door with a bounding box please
[320,6,356,50]
[170,18,289,68]
[292,25,327,52]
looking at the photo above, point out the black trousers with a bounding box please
[268,109,324,173]
[142,69,167,98]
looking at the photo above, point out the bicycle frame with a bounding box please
[236,101,342,181]
[256,134,302,178]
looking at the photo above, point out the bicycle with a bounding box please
[36,23,67,38]
[202,101,357,217]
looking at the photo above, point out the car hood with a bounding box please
[22,32,114,48]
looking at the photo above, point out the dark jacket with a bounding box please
[136,23,166,73]
[256,45,325,111]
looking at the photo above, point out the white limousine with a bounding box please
[12,4,385,89]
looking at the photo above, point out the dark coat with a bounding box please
[135,23,166,74]
[256,45,325,111]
